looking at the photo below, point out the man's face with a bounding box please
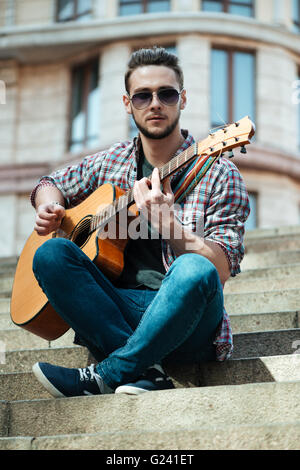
[123,65,186,140]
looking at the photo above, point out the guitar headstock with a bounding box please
[197,116,256,158]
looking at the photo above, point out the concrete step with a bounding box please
[1,420,300,450]
[238,263,300,281]
[232,329,300,359]
[0,328,75,351]
[0,256,17,269]
[1,354,300,402]
[245,225,300,240]
[0,276,13,292]
[0,299,9,314]
[241,250,300,270]
[244,226,300,251]
[0,313,16,329]
[2,381,300,438]
[224,276,300,294]
[230,309,298,333]
[0,346,87,373]
[1,329,299,374]
[224,289,300,315]
[245,236,300,255]
[0,291,12,299]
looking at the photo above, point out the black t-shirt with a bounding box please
[116,154,166,290]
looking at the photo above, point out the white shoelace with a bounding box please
[78,364,113,394]
[78,364,97,381]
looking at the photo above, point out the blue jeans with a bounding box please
[33,238,224,390]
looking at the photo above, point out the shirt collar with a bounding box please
[131,130,195,176]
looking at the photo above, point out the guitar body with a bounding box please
[10,184,138,341]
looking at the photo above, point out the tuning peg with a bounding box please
[228,151,234,158]
[240,146,247,154]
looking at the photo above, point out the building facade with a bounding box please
[0,0,300,257]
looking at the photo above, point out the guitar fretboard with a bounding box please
[90,143,199,233]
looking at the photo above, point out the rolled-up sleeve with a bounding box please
[204,165,250,276]
[31,152,105,209]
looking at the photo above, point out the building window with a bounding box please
[56,0,92,22]
[69,59,100,153]
[202,0,254,17]
[293,0,300,31]
[119,0,170,16]
[245,192,258,230]
[211,48,255,129]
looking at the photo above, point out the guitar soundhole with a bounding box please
[71,216,93,248]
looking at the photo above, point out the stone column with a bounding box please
[94,0,118,19]
[99,43,131,148]
[16,63,69,164]
[272,0,293,29]
[177,35,210,140]
[256,45,299,154]
[172,0,200,12]
[0,194,17,257]
[255,0,273,23]
[0,60,18,165]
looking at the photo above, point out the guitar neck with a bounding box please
[90,143,199,233]
[119,143,199,207]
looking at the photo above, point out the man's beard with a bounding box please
[131,110,181,140]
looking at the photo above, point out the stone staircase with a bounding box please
[0,226,300,450]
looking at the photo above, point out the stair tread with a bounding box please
[1,354,300,401]
[1,381,300,439]
[1,420,300,450]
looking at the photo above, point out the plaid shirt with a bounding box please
[31,131,250,361]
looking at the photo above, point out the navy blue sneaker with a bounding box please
[115,364,175,395]
[32,362,113,398]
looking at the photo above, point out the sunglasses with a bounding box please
[129,88,183,110]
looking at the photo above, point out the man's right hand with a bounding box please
[34,202,65,236]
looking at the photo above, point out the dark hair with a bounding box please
[124,47,184,94]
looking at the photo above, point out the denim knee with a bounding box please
[167,253,221,295]
[33,238,74,277]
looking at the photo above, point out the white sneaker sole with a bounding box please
[32,362,65,398]
[115,385,149,395]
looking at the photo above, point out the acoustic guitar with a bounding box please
[10,116,255,341]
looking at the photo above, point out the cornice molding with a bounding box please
[233,144,300,180]
[1,143,300,195]
[0,13,299,63]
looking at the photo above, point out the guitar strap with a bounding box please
[172,153,220,204]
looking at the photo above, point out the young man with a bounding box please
[31,47,250,398]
